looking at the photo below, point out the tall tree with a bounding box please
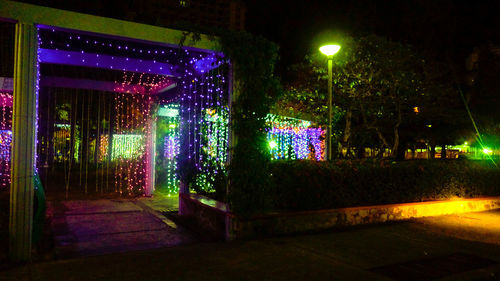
[276,34,426,159]
[331,35,424,158]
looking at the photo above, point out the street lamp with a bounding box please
[319,44,340,161]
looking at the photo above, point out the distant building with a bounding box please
[17,0,246,31]
[155,0,246,31]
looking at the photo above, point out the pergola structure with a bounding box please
[0,0,232,262]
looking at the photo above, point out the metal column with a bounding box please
[327,58,333,161]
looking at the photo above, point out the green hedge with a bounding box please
[269,159,500,211]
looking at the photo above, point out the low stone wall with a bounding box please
[179,193,228,240]
[227,197,500,239]
[179,195,500,240]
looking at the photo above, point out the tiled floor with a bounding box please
[48,196,195,258]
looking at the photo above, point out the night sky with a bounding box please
[4,0,500,81]
[243,0,500,80]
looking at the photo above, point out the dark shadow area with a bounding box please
[0,189,8,268]
[370,252,499,281]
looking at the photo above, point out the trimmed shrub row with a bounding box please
[269,159,500,211]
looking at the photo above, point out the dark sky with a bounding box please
[5,0,500,80]
[243,0,500,78]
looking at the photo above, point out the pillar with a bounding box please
[144,112,155,197]
[9,22,38,262]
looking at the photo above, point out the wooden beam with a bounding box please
[38,48,179,76]
[0,0,220,52]
[40,76,176,95]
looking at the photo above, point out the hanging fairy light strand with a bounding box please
[0,92,13,189]
[159,103,180,194]
[37,25,326,197]
[38,27,229,196]
[265,114,326,161]
[180,61,230,192]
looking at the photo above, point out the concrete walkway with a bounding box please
[3,210,500,281]
[48,197,194,258]
[414,210,500,246]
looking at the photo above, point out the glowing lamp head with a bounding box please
[319,44,341,56]
[269,140,277,149]
[483,148,492,155]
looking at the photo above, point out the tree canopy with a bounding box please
[276,34,476,159]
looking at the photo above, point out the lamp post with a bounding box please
[319,44,340,161]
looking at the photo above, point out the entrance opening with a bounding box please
[36,27,230,199]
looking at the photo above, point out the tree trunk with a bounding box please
[429,144,436,159]
[391,129,400,158]
[341,106,352,156]
[374,129,389,149]
[391,102,402,159]
[376,145,384,159]
[356,146,365,159]
[395,144,406,160]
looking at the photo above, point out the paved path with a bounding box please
[48,198,195,258]
[413,209,500,245]
[3,210,500,280]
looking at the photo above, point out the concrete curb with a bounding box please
[179,194,500,240]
